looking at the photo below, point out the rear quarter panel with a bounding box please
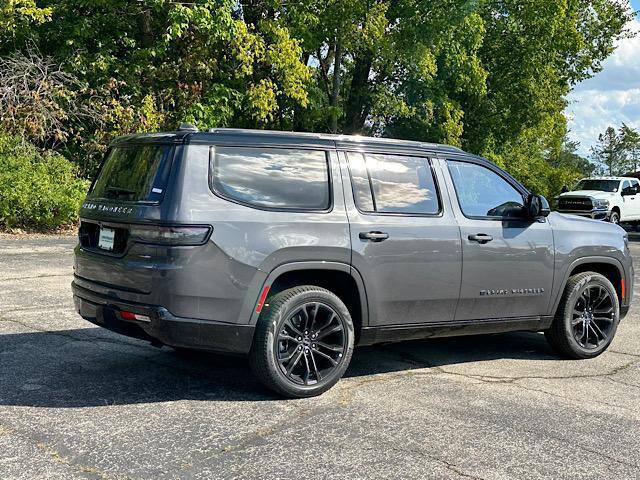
[167,144,351,325]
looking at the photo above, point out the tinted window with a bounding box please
[573,179,620,192]
[345,153,375,211]
[89,145,174,202]
[211,147,330,210]
[348,153,439,215]
[448,160,524,218]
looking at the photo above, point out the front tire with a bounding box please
[249,286,355,398]
[545,272,619,359]
[609,210,620,224]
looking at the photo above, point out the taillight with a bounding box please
[128,225,212,246]
[119,311,151,322]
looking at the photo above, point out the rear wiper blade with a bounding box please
[105,186,136,198]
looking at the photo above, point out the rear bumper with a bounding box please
[72,282,254,355]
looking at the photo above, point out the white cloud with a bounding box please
[565,18,640,157]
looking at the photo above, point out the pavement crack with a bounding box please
[358,347,640,412]
[464,357,640,384]
[218,404,330,455]
[605,376,640,390]
[0,304,70,315]
[382,347,640,384]
[362,444,486,480]
[211,401,486,479]
[0,273,70,283]
[609,349,640,358]
[35,442,115,479]
[516,426,640,470]
[337,369,442,405]
[0,419,114,479]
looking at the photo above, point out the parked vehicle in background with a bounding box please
[72,126,634,398]
[556,177,640,225]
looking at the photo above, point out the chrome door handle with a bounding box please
[359,231,389,242]
[468,234,493,244]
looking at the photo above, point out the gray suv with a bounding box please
[73,126,634,397]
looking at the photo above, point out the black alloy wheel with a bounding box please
[545,272,620,359]
[250,286,355,398]
[570,284,615,349]
[276,301,346,386]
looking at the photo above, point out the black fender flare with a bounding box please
[243,261,369,328]
[550,255,626,314]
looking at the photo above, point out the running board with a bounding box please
[357,316,553,346]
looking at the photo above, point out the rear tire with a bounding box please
[249,286,355,398]
[545,272,619,359]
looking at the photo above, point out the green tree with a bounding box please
[619,123,640,173]
[1,0,312,174]
[548,136,595,178]
[591,126,623,175]
[466,0,633,155]
[0,0,51,47]
[0,132,87,230]
[0,0,635,194]
[272,0,632,197]
[273,0,486,139]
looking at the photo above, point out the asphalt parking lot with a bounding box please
[1,235,639,479]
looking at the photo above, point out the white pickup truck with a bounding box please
[556,176,640,224]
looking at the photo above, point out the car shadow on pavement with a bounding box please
[0,327,557,407]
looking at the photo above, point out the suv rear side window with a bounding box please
[347,153,440,215]
[447,160,524,218]
[211,147,330,210]
[89,145,174,202]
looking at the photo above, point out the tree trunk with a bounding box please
[292,52,311,131]
[343,51,373,134]
[329,40,342,133]
[138,8,154,48]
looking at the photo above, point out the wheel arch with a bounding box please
[248,262,369,340]
[552,256,625,314]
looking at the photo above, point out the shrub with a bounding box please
[0,133,88,230]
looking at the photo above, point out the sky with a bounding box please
[565,0,640,157]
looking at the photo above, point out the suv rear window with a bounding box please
[347,152,440,215]
[89,145,174,202]
[210,147,330,210]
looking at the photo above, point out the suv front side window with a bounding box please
[447,160,525,219]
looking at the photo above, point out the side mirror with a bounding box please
[526,194,550,219]
[560,185,569,193]
[621,186,635,196]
